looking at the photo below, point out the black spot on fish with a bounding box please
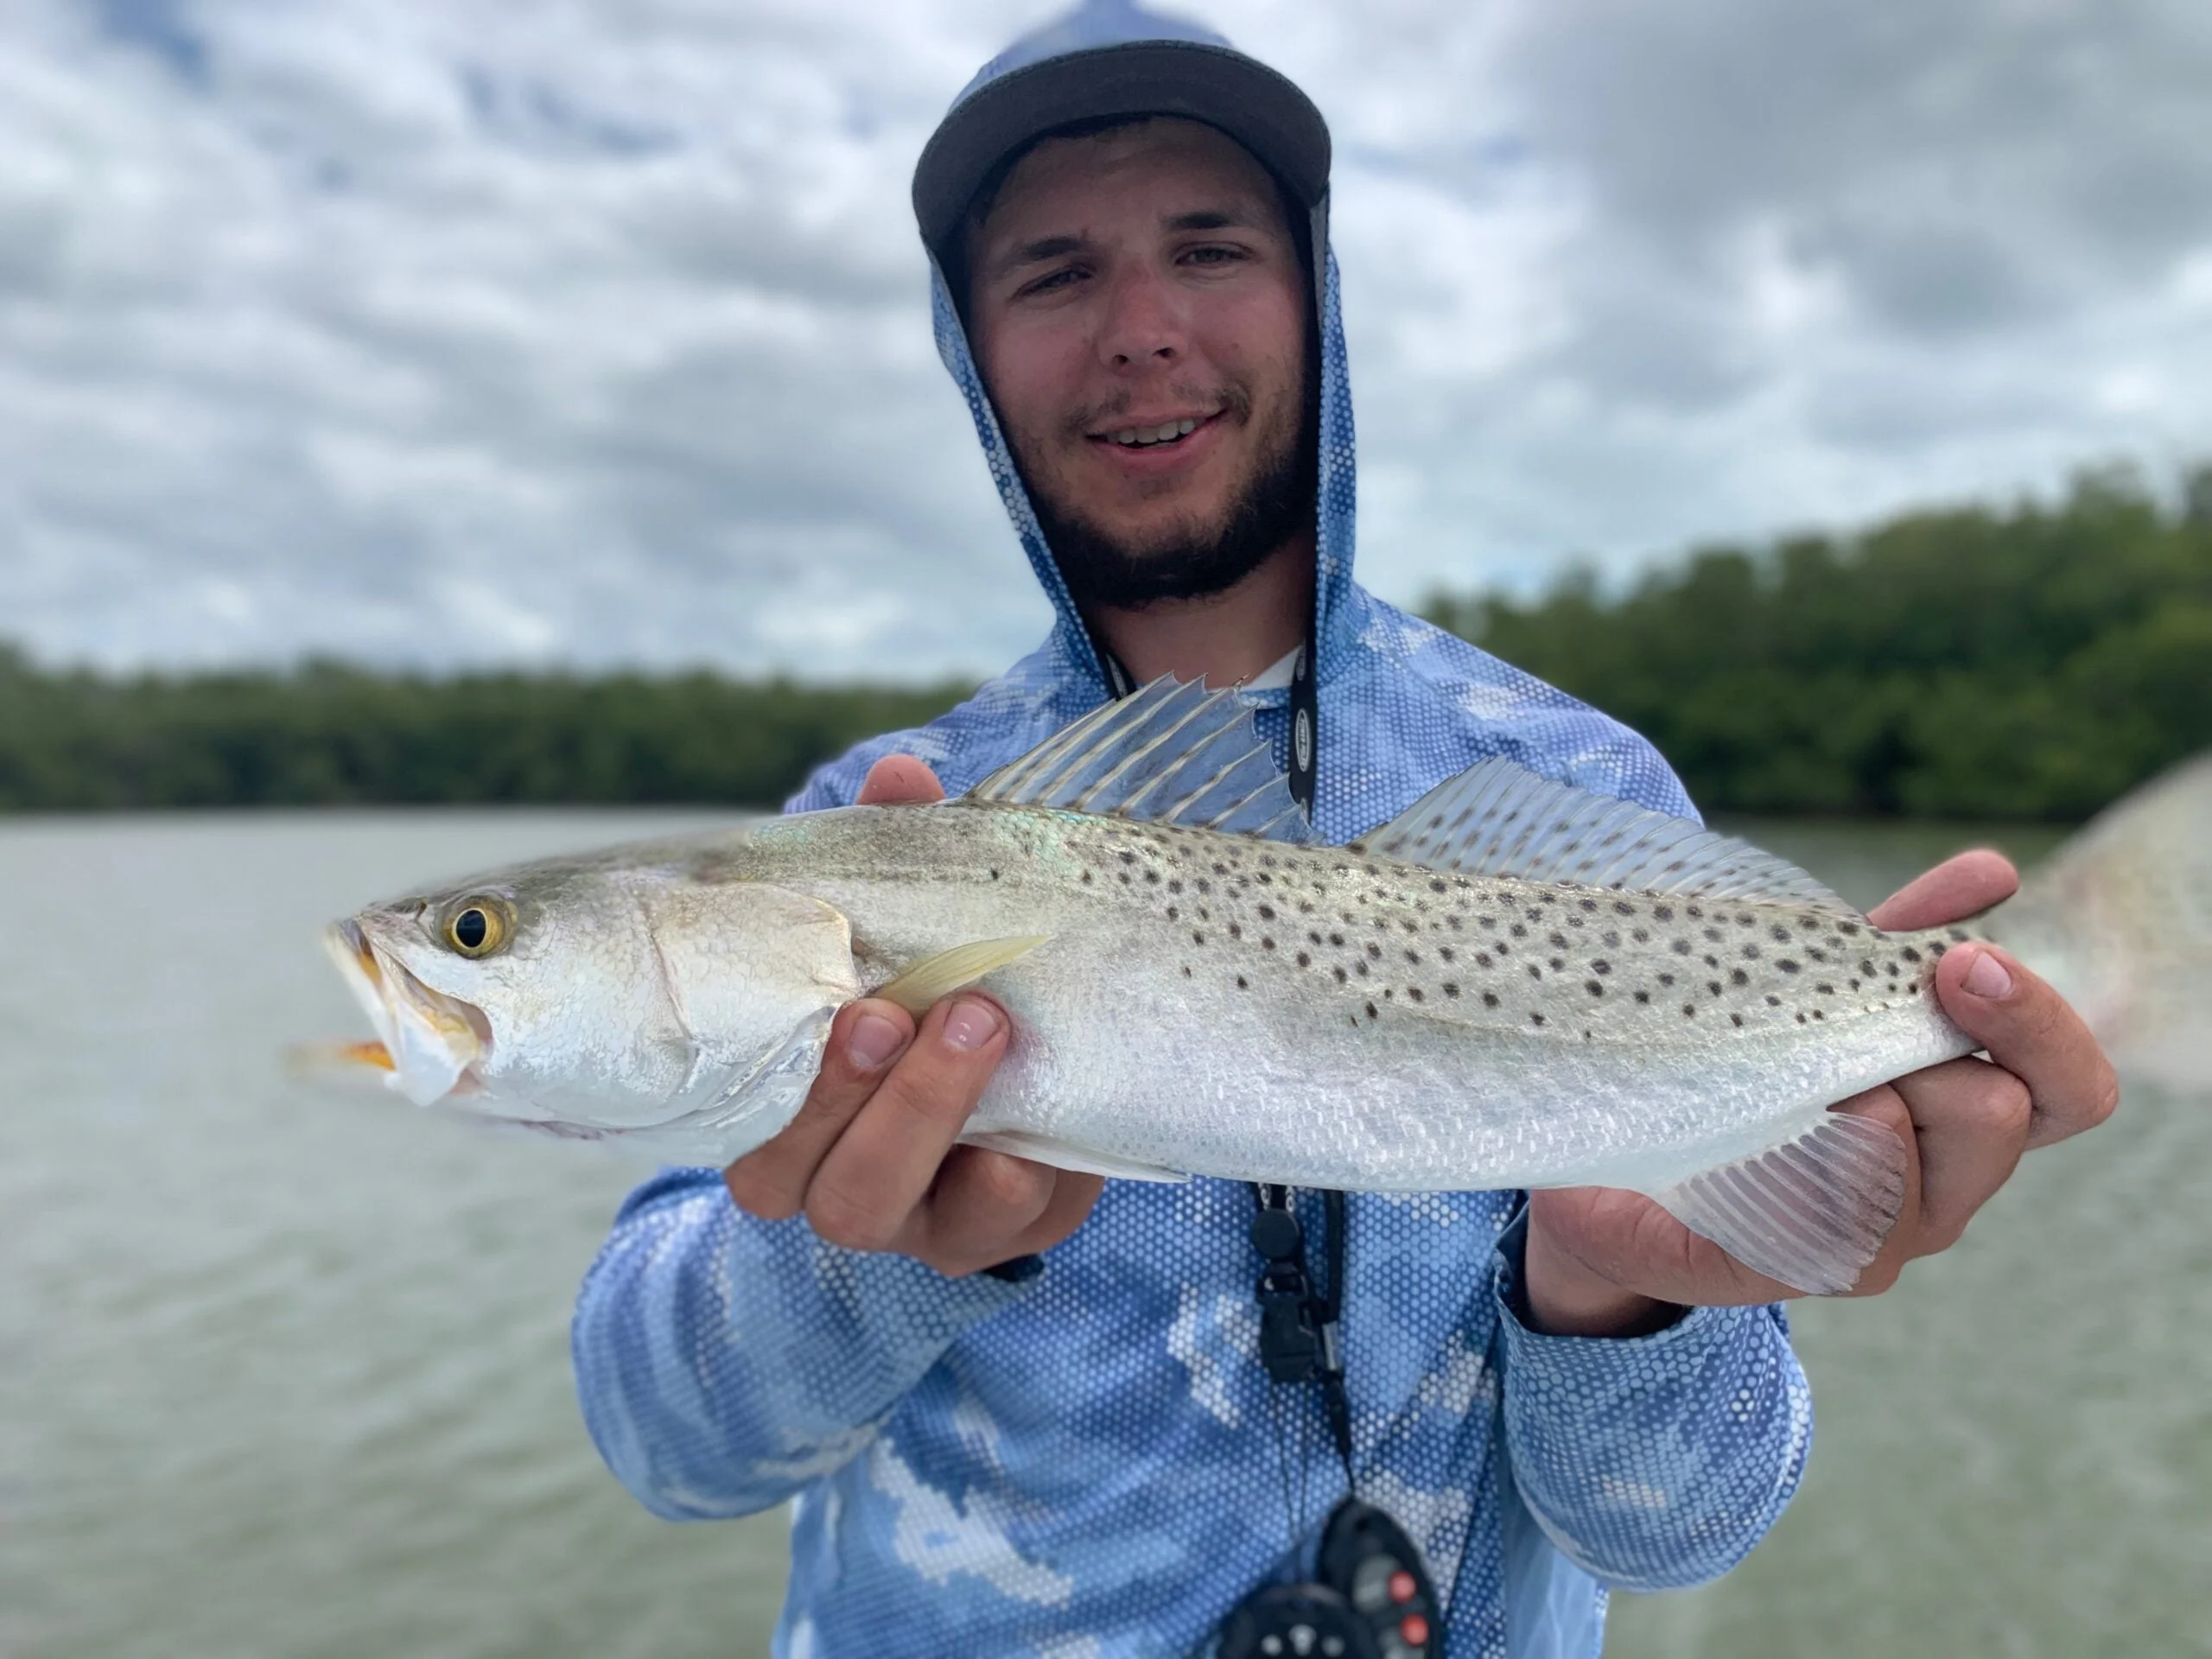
[1430,879,1447,893]
[1182,965,1191,977]
[1901,946,1923,964]
[1530,1012,1546,1027]
[1367,942,1382,959]
[1633,989,1649,1004]
[1731,1013,1744,1027]
[1672,939,1694,957]
[1742,944,1761,960]
[1731,969,1748,986]
[1334,966,1348,983]
[1257,904,1275,921]
[1770,924,1791,943]
[1778,960,1801,975]
[1655,905,1675,922]
[1167,906,1179,921]
[1707,981,1723,996]
[1366,1001,1379,1020]
[1613,900,1635,916]
[1080,870,1093,885]
[1766,995,1781,1006]
[1658,972,1676,987]
[1236,976,1248,989]
[1262,938,1275,950]
[1407,987,1424,1003]
[1481,990,1497,1007]
[1579,898,1598,912]
[1592,960,1612,976]
[1296,951,1311,968]
[1682,1003,1696,1018]
[1585,980,1604,996]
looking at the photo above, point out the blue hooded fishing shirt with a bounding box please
[573,9,1811,1654]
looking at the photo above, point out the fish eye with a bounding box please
[442,896,514,959]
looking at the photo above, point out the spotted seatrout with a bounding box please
[323,679,2209,1294]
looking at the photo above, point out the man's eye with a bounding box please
[1019,268,1084,297]
[1183,245,1246,266]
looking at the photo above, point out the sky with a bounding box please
[3,0,2209,680]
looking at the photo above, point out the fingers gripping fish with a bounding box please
[322,677,2210,1296]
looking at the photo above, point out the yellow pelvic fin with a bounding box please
[874,936,1050,1015]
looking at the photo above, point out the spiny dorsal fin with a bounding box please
[1352,757,1861,915]
[967,677,1317,843]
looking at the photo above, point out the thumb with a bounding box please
[858,754,947,806]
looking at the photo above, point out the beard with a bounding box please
[1017,381,1319,612]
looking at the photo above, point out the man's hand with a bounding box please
[1522,849,2122,1336]
[721,756,1105,1276]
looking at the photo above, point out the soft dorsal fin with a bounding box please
[967,676,1317,843]
[1351,757,1861,914]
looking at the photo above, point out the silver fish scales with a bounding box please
[324,679,2210,1294]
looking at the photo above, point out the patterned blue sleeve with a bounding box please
[570,1168,1032,1521]
[1490,1208,1812,1590]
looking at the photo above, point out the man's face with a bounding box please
[966,118,1312,609]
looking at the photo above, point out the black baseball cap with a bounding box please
[912,0,1332,269]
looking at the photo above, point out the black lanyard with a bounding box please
[1098,615,1347,1482]
[1250,1183,1354,1486]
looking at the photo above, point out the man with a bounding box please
[573,5,2116,1654]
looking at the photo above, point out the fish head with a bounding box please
[325,850,860,1150]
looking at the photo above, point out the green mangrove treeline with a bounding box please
[1424,465,2212,819]
[0,658,969,810]
[3,466,2207,817]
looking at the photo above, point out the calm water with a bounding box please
[4,812,2204,1657]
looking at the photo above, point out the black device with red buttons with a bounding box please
[1212,1499,1440,1659]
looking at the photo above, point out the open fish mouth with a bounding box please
[322,919,492,1106]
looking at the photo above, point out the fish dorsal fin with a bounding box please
[968,676,1317,843]
[1351,757,1862,914]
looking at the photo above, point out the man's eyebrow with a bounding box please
[1162,208,1251,232]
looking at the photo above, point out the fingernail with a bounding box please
[847,1012,905,1071]
[1962,948,2012,1000]
[942,998,1004,1053]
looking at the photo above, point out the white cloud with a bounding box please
[3,0,2209,677]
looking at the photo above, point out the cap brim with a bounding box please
[912,39,1331,263]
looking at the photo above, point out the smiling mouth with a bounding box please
[1091,410,1222,449]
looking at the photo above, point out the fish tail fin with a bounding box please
[1643,1110,1910,1296]
[1988,750,2212,1095]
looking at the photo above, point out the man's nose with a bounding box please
[1096,265,1185,370]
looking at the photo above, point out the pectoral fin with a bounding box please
[958,1128,1188,1184]
[874,936,1051,1015]
[1642,1110,1909,1295]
